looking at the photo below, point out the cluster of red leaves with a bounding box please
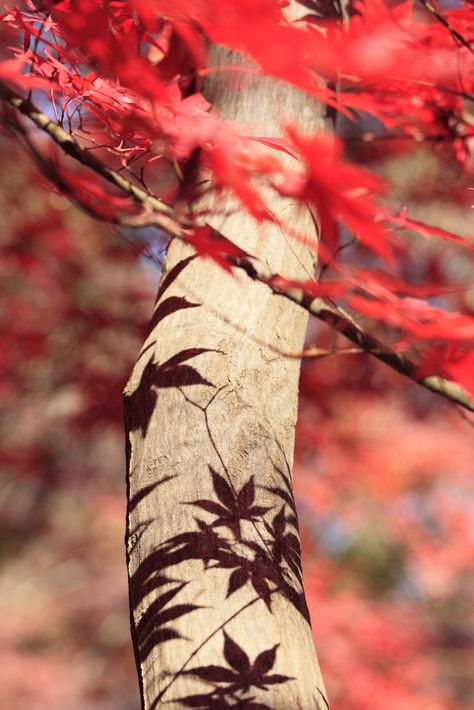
[0,0,473,394]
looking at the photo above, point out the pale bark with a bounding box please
[124,20,329,710]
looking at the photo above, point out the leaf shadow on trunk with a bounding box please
[128,461,313,704]
[125,255,318,706]
[124,347,216,438]
[174,631,294,708]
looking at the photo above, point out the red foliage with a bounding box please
[1,0,472,391]
[0,1,473,707]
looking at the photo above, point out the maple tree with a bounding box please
[0,0,473,708]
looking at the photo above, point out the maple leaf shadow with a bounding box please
[174,631,294,708]
[124,347,216,437]
[125,254,215,437]
[189,466,310,617]
[125,261,313,691]
[134,578,202,662]
[128,458,314,677]
[129,474,178,515]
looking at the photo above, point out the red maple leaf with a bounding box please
[184,225,249,272]
[277,127,391,261]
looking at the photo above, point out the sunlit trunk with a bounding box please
[124,5,330,706]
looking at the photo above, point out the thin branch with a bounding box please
[231,256,474,412]
[416,0,474,55]
[0,81,184,237]
[1,81,473,413]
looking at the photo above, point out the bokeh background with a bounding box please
[0,124,473,710]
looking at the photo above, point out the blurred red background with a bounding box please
[0,132,473,709]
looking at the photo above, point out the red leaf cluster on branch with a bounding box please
[0,0,473,397]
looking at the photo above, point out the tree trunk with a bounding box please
[124,12,329,708]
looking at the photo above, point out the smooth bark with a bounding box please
[124,17,329,708]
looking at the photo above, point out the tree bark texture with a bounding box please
[124,18,329,710]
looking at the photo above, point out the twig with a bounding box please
[0,81,184,237]
[416,0,474,55]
